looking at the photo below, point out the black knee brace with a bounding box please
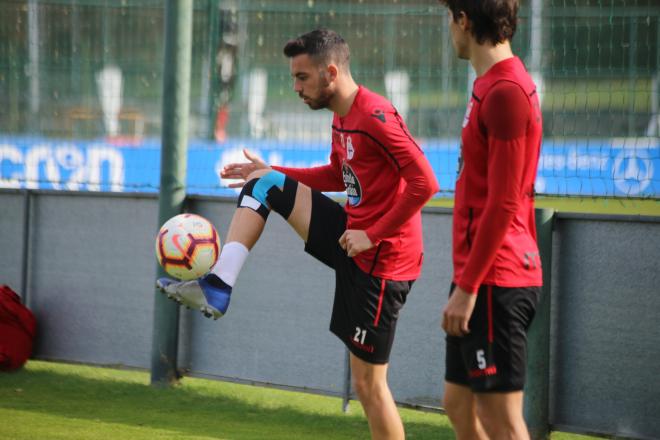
[236,170,297,221]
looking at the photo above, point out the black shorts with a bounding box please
[445,283,541,392]
[304,190,413,364]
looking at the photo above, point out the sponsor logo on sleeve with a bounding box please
[371,109,386,123]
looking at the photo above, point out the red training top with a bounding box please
[453,57,543,293]
[274,85,439,280]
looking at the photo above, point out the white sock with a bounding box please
[211,241,249,287]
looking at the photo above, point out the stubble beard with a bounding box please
[302,76,334,110]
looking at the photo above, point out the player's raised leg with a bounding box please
[157,168,312,319]
[350,354,404,440]
[224,168,311,245]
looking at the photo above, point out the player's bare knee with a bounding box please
[351,376,372,401]
[353,374,390,407]
[442,396,462,421]
[474,407,495,430]
[351,370,375,396]
[443,390,472,423]
[475,403,521,437]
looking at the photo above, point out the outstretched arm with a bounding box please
[221,148,345,192]
[220,149,271,188]
[271,164,345,192]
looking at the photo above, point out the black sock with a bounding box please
[203,273,231,291]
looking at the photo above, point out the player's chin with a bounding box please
[302,98,326,110]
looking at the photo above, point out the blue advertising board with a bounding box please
[0,136,657,198]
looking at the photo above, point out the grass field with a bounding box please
[428,196,660,216]
[0,361,599,440]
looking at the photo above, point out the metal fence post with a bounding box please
[342,348,351,412]
[150,0,193,387]
[20,190,32,307]
[524,208,555,439]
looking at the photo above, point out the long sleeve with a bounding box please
[365,154,439,243]
[272,149,344,192]
[457,82,531,293]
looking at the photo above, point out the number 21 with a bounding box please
[354,326,367,345]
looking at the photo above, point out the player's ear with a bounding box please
[326,64,339,83]
[456,11,470,32]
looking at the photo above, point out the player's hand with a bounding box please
[442,285,477,337]
[220,149,270,188]
[338,230,374,257]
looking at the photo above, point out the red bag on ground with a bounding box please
[0,285,37,371]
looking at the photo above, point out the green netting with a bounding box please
[0,0,658,198]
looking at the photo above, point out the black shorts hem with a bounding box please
[331,327,389,365]
[444,283,540,393]
[472,385,525,393]
[444,376,524,393]
[305,189,412,365]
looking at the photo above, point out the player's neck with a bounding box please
[469,41,514,77]
[330,77,359,117]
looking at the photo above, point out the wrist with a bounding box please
[456,282,478,295]
[364,229,381,246]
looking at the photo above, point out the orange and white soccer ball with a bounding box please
[155,214,221,280]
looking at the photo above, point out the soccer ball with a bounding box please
[155,213,221,280]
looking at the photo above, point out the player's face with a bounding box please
[448,10,469,60]
[290,54,334,110]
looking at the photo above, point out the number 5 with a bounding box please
[476,349,487,369]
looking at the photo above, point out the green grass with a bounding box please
[402,78,654,112]
[535,196,660,216]
[0,361,601,440]
[428,196,660,216]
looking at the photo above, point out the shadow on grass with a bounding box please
[0,364,455,440]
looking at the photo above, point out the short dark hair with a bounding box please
[283,28,350,68]
[439,0,518,45]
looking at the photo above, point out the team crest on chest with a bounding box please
[346,136,355,160]
[342,161,362,206]
[339,133,355,160]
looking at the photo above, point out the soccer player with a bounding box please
[436,1,543,439]
[157,29,439,439]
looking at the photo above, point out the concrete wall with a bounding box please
[1,189,658,439]
[549,215,660,439]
